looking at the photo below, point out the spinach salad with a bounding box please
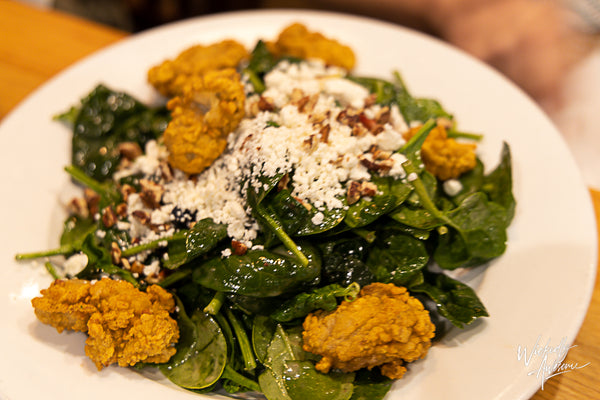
[17,29,515,400]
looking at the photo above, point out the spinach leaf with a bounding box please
[267,189,345,235]
[344,194,397,229]
[320,237,375,287]
[349,73,452,124]
[410,272,489,328]
[270,282,360,322]
[389,204,444,230]
[252,315,278,364]
[258,325,303,400]
[346,77,397,105]
[482,142,515,225]
[371,175,412,208]
[451,158,484,205]
[343,172,415,229]
[393,72,452,123]
[283,360,354,400]
[160,304,227,390]
[400,156,511,270]
[192,243,321,297]
[350,369,392,400]
[366,232,428,287]
[434,192,508,269]
[60,215,97,248]
[67,84,169,181]
[244,40,279,94]
[259,325,353,400]
[163,218,228,269]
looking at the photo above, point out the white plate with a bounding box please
[0,9,596,400]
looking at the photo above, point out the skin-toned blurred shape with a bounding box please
[317,0,597,100]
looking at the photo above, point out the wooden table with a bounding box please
[1,0,598,398]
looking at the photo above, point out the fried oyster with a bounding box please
[302,282,435,379]
[32,278,179,370]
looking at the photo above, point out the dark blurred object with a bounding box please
[54,0,263,32]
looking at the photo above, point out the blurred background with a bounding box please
[15,0,600,188]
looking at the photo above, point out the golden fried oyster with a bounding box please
[32,278,179,370]
[405,123,477,181]
[302,282,435,379]
[163,68,246,174]
[271,23,356,70]
[148,39,248,97]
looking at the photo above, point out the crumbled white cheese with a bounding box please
[443,179,463,197]
[143,260,160,277]
[221,248,232,258]
[62,253,88,276]
[311,212,325,225]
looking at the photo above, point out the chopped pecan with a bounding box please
[258,96,275,111]
[376,107,391,125]
[293,196,312,211]
[121,258,131,270]
[336,109,360,127]
[130,260,145,274]
[117,142,143,160]
[115,203,128,218]
[67,197,89,218]
[110,242,122,265]
[278,173,291,191]
[84,188,100,216]
[231,240,248,256]
[101,206,117,228]
[310,110,331,125]
[346,181,362,205]
[303,134,318,152]
[132,209,151,225]
[347,180,378,205]
[359,154,394,173]
[294,93,318,113]
[319,124,330,143]
[351,124,368,137]
[139,179,164,209]
[159,161,174,183]
[120,184,136,202]
[369,145,392,160]
[360,181,378,198]
[359,112,384,135]
[364,93,377,108]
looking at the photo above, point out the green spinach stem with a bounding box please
[401,159,455,229]
[204,292,225,315]
[222,365,261,393]
[44,261,61,280]
[64,165,119,203]
[398,118,436,157]
[277,324,297,360]
[225,308,257,371]
[447,130,483,141]
[15,244,73,260]
[255,202,309,267]
[158,269,191,288]
[121,231,187,257]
